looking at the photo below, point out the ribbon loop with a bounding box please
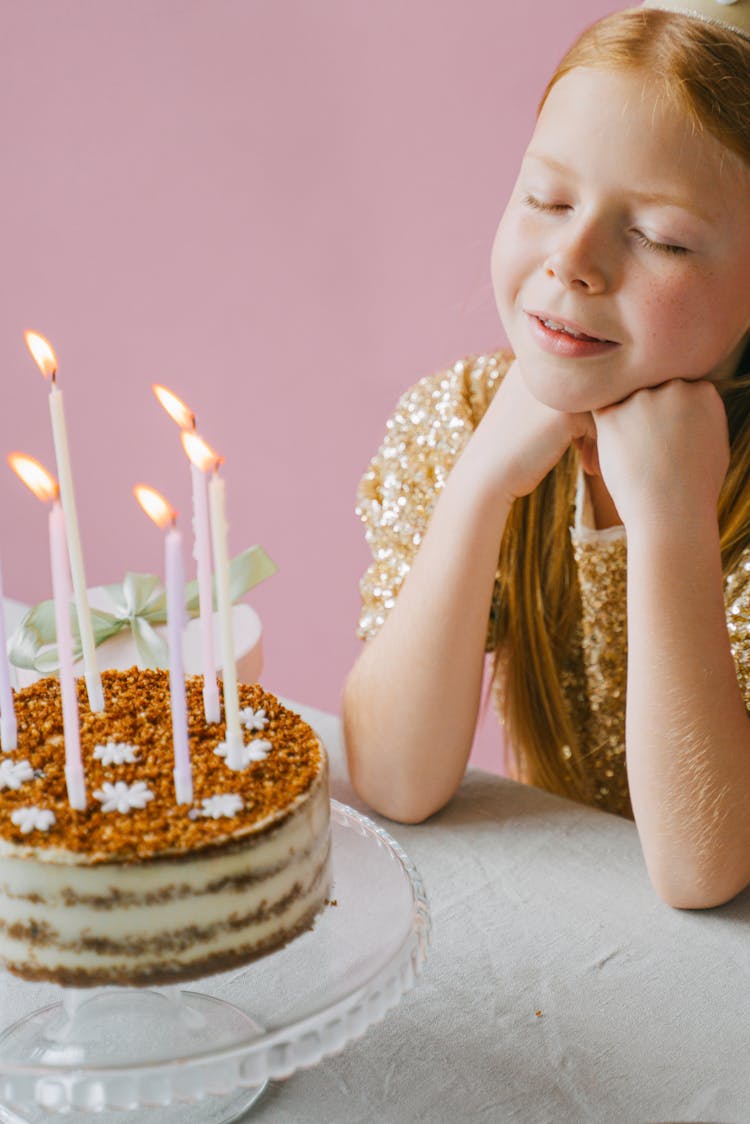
[8,546,275,675]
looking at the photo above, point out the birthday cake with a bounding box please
[0,668,331,987]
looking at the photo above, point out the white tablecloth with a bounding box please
[0,612,747,1121]
[256,702,750,1124]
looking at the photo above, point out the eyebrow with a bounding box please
[523,151,716,224]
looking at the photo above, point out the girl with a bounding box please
[343,0,750,909]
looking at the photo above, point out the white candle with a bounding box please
[49,500,86,810]
[208,468,243,769]
[48,382,104,713]
[191,462,220,724]
[165,523,193,804]
[0,560,18,751]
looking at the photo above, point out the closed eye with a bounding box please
[632,230,689,256]
[522,193,569,214]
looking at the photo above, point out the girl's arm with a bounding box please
[595,379,750,908]
[344,362,593,823]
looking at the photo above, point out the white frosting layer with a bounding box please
[0,761,331,983]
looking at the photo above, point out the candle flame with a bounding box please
[181,431,223,473]
[134,484,177,530]
[153,384,195,430]
[8,453,59,503]
[24,331,58,380]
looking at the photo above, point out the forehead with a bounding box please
[530,67,749,210]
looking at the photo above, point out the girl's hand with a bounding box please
[473,360,595,502]
[593,379,730,530]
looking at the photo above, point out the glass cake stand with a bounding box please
[0,801,431,1122]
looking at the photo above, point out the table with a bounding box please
[1,585,748,1122]
[257,701,750,1124]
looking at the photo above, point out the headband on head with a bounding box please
[641,0,750,40]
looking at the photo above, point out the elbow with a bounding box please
[345,736,446,825]
[648,861,750,911]
[658,889,742,911]
[369,784,446,825]
[364,795,438,826]
[342,679,450,825]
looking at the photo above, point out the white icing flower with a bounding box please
[93,741,140,766]
[244,738,272,763]
[11,806,56,834]
[200,793,244,819]
[0,758,34,791]
[240,706,268,732]
[214,738,271,767]
[94,780,154,814]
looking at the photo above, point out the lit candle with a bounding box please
[208,467,244,769]
[24,331,104,714]
[134,484,193,804]
[152,385,220,724]
[181,433,243,770]
[9,454,86,809]
[0,559,18,751]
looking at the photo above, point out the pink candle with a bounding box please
[166,524,193,803]
[152,385,219,724]
[181,434,244,770]
[134,485,193,804]
[8,453,86,810]
[50,500,86,810]
[0,559,18,751]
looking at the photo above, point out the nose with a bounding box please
[544,222,609,294]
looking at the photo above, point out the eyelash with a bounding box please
[521,193,689,256]
[522,193,566,214]
[631,231,688,256]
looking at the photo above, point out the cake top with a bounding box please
[0,668,325,863]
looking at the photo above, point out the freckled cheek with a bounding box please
[637,279,709,355]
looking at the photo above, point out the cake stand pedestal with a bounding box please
[0,802,431,1122]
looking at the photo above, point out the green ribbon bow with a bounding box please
[8,545,276,674]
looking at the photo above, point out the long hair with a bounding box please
[494,8,750,805]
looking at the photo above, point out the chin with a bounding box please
[521,368,604,415]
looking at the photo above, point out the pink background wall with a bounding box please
[0,0,621,772]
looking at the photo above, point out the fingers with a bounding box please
[592,375,719,420]
[568,411,597,441]
[579,435,601,477]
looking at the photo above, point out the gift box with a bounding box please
[13,597,262,690]
[7,545,274,692]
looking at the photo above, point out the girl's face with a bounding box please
[492,67,750,414]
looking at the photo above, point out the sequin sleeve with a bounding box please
[570,528,631,817]
[723,547,750,708]
[355,351,512,642]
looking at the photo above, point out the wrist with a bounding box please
[625,506,721,556]
[453,437,519,516]
[616,485,719,536]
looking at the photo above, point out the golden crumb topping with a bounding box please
[0,669,324,862]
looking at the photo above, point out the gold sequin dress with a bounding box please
[355,350,750,819]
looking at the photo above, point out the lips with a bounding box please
[525,311,620,359]
[527,311,616,344]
